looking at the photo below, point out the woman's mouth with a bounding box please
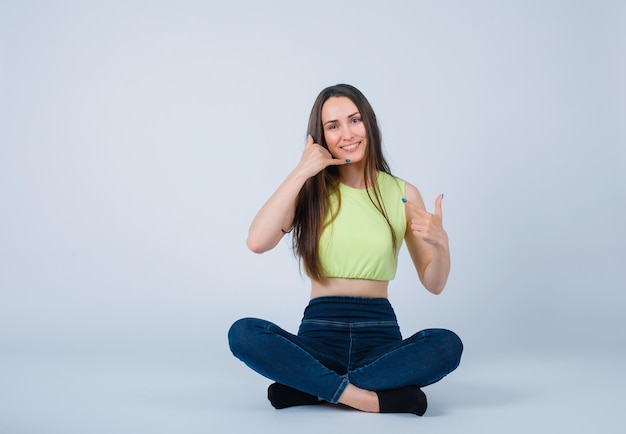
[340,141,361,152]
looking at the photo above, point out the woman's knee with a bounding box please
[436,329,463,369]
[227,317,265,359]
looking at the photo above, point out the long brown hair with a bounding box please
[292,84,396,280]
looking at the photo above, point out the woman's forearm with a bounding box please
[246,168,309,253]
[420,244,451,295]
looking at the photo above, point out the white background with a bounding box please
[1,1,625,433]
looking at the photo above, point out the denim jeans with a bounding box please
[228,296,463,404]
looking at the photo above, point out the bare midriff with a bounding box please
[310,277,389,299]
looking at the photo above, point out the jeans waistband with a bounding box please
[303,296,397,324]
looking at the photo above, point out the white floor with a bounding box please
[1,347,624,434]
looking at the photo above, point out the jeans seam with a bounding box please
[265,322,346,402]
[347,324,353,371]
[330,376,350,404]
[301,320,397,327]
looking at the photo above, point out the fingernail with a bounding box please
[401,197,407,203]
[345,159,351,163]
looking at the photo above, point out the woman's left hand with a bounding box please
[405,194,448,248]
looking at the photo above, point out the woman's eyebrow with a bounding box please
[323,112,361,125]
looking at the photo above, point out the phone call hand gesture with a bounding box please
[405,194,448,248]
[296,134,348,179]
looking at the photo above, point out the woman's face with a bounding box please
[321,96,367,163]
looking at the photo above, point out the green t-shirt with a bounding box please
[318,172,406,281]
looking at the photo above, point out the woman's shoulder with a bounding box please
[377,171,405,188]
[402,180,426,207]
[380,173,424,204]
[378,171,412,192]
[376,172,409,203]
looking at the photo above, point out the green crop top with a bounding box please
[318,172,406,281]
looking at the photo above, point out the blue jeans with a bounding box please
[228,296,462,404]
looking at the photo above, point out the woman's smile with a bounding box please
[321,96,368,163]
[340,141,361,152]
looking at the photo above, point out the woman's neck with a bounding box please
[339,163,371,189]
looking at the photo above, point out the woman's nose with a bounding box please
[341,125,354,140]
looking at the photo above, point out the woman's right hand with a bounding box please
[247,135,347,253]
[296,134,348,178]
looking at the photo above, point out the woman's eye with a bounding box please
[328,124,337,130]
[351,117,361,123]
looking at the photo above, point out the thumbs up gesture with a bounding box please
[404,194,448,248]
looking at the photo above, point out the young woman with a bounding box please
[228,84,462,416]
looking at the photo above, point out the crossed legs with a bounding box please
[228,317,461,415]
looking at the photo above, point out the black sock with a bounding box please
[376,386,427,416]
[267,383,322,409]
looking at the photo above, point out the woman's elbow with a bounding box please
[246,237,268,254]
[419,273,447,295]
[246,233,280,254]
[427,285,445,296]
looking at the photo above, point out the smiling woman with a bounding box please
[228,84,462,416]
[321,97,367,164]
